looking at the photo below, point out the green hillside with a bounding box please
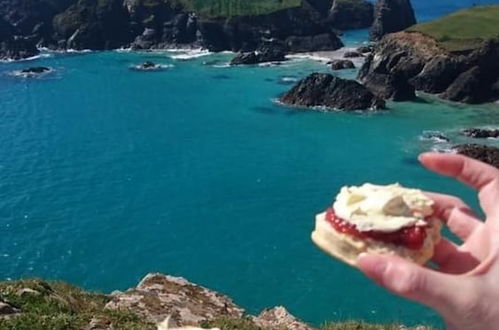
[176,0,302,18]
[408,5,499,52]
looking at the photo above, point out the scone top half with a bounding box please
[312,183,442,266]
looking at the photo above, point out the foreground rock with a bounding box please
[253,307,312,330]
[455,144,499,169]
[280,73,385,111]
[106,273,244,326]
[329,59,355,70]
[358,32,499,104]
[370,0,417,41]
[462,128,499,139]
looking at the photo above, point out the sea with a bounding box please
[1,0,498,328]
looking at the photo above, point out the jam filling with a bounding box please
[325,208,427,250]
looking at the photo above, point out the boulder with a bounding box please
[327,0,374,30]
[231,41,287,65]
[284,32,344,53]
[344,50,363,58]
[370,0,417,41]
[357,44,374,53]
[329,59,355,70]
[462,128,499,139]
[410,55,464,93]
[279,73,385,111]
[455,144,499,169]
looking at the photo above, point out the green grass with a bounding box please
[408,5,499,52]
[175,0,302,18]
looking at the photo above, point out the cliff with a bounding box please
[0,273,431,329]
[359,5,499,104]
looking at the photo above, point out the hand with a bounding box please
[357,152,499,330]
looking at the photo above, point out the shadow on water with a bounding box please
[211,74,231,80]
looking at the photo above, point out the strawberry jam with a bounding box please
[325,208,427,250]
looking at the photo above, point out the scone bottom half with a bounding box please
[311,212,442,267]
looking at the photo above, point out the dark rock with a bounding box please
[370,0,417,41]
[455,144,499,169]
[231,41,287,65]
[357,44,374,53]
[328,0,374,30]
[462,128,499,139]
[284,32,344,53]
[344,50,363,58]
[329,59,355,70]
[410,55,464,93]
[422,131,450,143]
[21,66,51,74]
[0,301,20,316]
[442,66,485,104]
[0,35,39,60]
[279,73,385,111]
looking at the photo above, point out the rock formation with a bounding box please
[329,59,355,70]
[455,144,499,169]
[231,41,287,65]
[358,32,499,104]
[462,128,499,139]
[328,0,374,30]
[370,0,416,41]
[280,73,386,111]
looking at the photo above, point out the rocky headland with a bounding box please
[0,273,429,329]
[0,0,384,61]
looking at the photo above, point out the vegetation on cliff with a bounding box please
[0,278,432,330]
[175,0,302,18]
[408,5,499,52]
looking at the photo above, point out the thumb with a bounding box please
[357,254,467,316]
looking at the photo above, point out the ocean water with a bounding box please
[1,3,499,328]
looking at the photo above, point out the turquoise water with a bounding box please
[1,49,498,327]
[1,4,499,327]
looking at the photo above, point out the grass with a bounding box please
[174,0,302,18]
[408,5,499,52]
[0,279,433,330]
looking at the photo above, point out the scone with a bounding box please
[311,183,442,266]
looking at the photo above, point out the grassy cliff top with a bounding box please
[408,5,499,52]
[175,0,302,18]
[0,279,433,330]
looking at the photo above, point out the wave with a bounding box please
[0,53,53,63]
[8,67,55,78]
[419,130,450,143]
[130,64,174,71]
[169,49,211,60]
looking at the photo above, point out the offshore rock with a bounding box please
[455,144,499,169]
[370,0,416,41]
[327,0,374,30]
[462,128,499,139]
[280,73,385,111]
[230,41,287,65]
[105,273,244,327]
[329,59,355,70]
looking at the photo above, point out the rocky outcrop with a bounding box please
[329,59,355,70]
[280,73,385,111]
[106,273,244,326]
[370,0,416,41]
[462,128,499,139]
[359,32,499,104]
[253,307,313,330]
[0,35,39,60]
[328,0,374,30]
[231,41,287,65]
[344,50,363,58]
[455,144,499,169]
[21,66,51,73]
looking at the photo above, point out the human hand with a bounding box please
[357,152,499,330]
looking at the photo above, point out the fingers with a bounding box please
[425,192,482,241]
[357,254,474,318]
[419,153,499,215]
[432,238,480,274]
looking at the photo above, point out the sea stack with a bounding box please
[370,0,416,41]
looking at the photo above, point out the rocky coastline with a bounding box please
[0,273,429,329]
[0,0,384,61]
